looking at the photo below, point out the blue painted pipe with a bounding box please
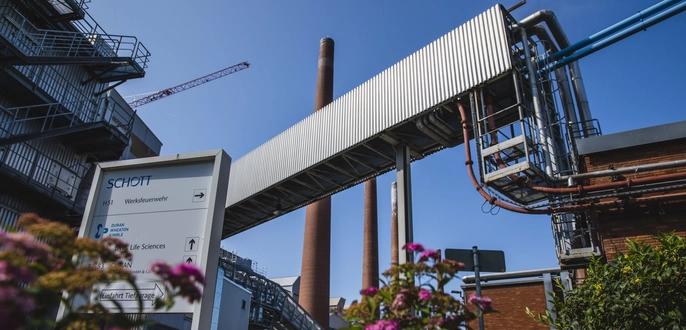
[542,0,686,73]
[552,0,682,61]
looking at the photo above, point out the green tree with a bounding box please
[529,232,686,329]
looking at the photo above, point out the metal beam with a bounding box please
[396,144,414,264]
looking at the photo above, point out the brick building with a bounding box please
[460,121,686,329]
[461,268,570,330]
[575,120,686,261]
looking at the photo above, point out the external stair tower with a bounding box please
[0,0,149,227]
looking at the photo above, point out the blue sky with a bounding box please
[88,0,686,304]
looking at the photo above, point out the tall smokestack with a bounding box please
[299,37,334,329]
[391,182,399,266]
[362,178,379,290]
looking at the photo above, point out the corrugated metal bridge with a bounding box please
[222,5,518,238]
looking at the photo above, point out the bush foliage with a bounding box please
[529,232,686,329]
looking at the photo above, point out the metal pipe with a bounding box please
[521,29,554,177]
[515,10,596,138]
[416,116,453,147]
[554,159,686,183]
[429,112,458,137]
[458,102,550,215]
[423,115,453,142]
[529,25,580,140]
[458,102,686,214]
[462,267,562,283]
[552,0,682,60]
[549,1,686,72]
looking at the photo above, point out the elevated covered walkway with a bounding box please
[223,5,519,238]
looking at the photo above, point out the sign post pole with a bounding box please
[473,246,484,330]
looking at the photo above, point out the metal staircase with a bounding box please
[0,140,94,223]
[0,4,149,82]
[219,250,324,330]
[0,96,135,160]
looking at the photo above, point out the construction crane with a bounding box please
[127,61,250,108]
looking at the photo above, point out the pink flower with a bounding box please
[0,261,35,283]
[468,294,493,311]
[418,289,432,301]
[366,319,400,330]
[402,242,424,252]
[360,286,379,296]
[150,261,173,280]
[391,291,410,310]
[481,296,493,311]
[0,231,50,259]
[418,249,438,261]
[0,286,35,312]
[172,263,205,285]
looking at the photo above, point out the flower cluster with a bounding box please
[0,213,206,330]
[150,261,205,306]
[345,243,494,329]
[467,294,493,312]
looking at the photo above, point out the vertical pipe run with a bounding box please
[396,145,414,264]
[362,178,379,290]
[521,30,554,177]
[391,182,399,267]
[300,37,334,330]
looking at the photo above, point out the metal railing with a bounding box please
[0,140,93,210]
[44,0,90,16]
[0,96,135,146]
[219,250,323,330]
[0,5,149,71]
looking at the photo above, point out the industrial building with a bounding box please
[3,0,686,329]
[0,0,161,230]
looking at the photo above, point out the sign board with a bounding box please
[70,150,230,330]
[444,248,506,273]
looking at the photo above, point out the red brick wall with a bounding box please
[463,282,549,329]
[580,139,686,261]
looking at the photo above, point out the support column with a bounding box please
[300,37,334,329]
[395,144,414,264]
[362,178,379,290]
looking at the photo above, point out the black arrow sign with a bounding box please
[189,239,196,250]
[194,192,204,199]
[186,257,193,264]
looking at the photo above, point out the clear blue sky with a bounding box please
[89,0,686,304]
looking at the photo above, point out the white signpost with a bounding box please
[72,150,230,330]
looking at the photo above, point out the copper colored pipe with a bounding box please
[459,102,550,214]
[458,102,686,214]
[300,37,334,329]
[481,97,686,198]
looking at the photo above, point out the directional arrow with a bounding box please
[186,257,193,264]
[194,192,204,199]
[100,283,164,306]
[189,239,196,250]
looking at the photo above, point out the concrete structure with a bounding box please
[0,0,160,230]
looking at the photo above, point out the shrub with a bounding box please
[345,243,494,329]
[528,232,686,329]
